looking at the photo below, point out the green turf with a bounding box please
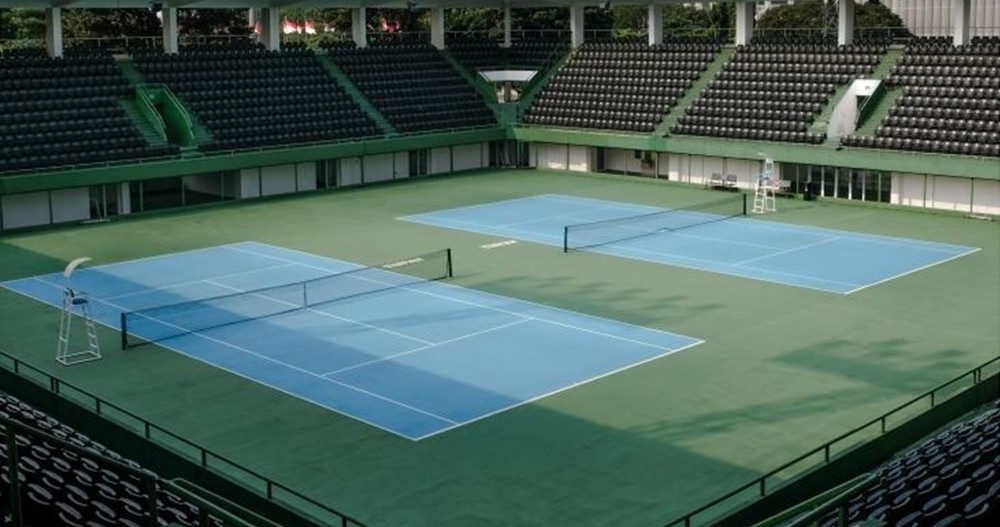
[0,169,997,527]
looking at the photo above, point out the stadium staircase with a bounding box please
[515,47,574,122]
[439,49,502,115]
[658,46,735,136]
[851,47,907,136]
[117,59,213,155]
[315,54,398,136]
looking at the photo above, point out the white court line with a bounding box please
[321,318,531,377]
[542,194,977,254]
[397,195,550,221]
[412,338,705,441]
[202,279,434,346]
[104,263,299,302]
[232,243,686,351]
[498,201,632,229]
[843,247,983,295]
[74,243,244,271]
[30,276,457,429]
[400,215,563,243]
[731,236,841,267]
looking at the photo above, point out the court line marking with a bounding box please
[539,194,977,254]
[202,279,434,346]
[103,263,300,302]
[29,276,459,430]
[400,214,565,243]
[68,243,244,271]
[321,318,531,377]
[396,195,552,222]
[234,242,695,351]
[412,338,705,441]
[842,247,983,295]
[731,236,841,267]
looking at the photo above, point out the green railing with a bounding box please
[134,87,170,142]
[1,414,268,527]
[663,355,1000,527]
[0,348,369,527]
[139,84,197,147]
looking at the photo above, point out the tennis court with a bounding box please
[401,194,979,294]
[1,241,701,440]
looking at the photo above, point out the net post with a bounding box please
[445,248,454,278]
[563,226,569,253]
[120,312,128,350]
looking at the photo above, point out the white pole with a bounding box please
[648,4,664,46]
[431,8,445,49]
[261,8,281,51]
[952,0,971,45]
[45,8,63,58]
[503,3,512,47]
[352,7,367,48]
[569,5,584,48]
[736,1,755,46]
[162,8,178,54]
[838,0,854,46]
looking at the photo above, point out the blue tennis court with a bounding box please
[400,194,979,294]
[1,242,701,440]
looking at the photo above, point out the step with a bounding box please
[658,46,736,136]
[315,54,398,136]
[118,98,167,145]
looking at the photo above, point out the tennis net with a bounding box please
[120,248,453,349]
[563,194,747,252]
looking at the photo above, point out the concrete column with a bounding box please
[648,4,663,46]
[430,8,445,50]
[352,7,367,48]
[569,5,584,48]
[503,3,512,47]
[952,0,971,45]
[45,8,63,58]
[735,1,755,46]
[838,0,854,46]
[261,8,280,51]
[161,8,178,54]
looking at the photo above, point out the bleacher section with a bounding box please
[132,43,381,153]
[673,38,886,143]
[0,388,230,527]
[842,36,1000,157]
[524,39,720,133]
[0,48,179,174]
[447,37,569,71]
[327,43,497,133]
[816,404,1000,527]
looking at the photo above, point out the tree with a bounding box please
[62,9,160,40]
[1,8,45,41]
[757,1,909,38]
[178,9,249,36]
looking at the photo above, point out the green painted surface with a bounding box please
[855,87,903,137]
[116,58,147,86]
[120,98,168,144]
[139,84,197,148]
[315,54,398,136]
[1,169,997,527]
[658,47,735,136]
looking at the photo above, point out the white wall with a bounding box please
[568,145,591,172]
[452,143,484,172]
[363,153,395,183]
[394,152,410,179]
[605,148,654,176]
[535,143,568,170]
[49,187,90,224]
[972,179,1000,216]
[928,175,971,212]
[260,165,297,196]
[887,0,1000,37]
[339,157,363,186]
[296,162,317,192]
[429,147,452,175]
[1,192,50,229]
[239,168,261,199]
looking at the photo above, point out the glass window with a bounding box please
[823,167,836,197]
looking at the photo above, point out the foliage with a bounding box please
[0,8,45,41]
[758,1,909,31]
[178,9,249,36]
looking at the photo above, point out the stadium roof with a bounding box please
[0,0,710,9]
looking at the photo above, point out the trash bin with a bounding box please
[804,181,820,201]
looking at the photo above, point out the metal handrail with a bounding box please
[663,355,1000,527]
[0,347,369,527]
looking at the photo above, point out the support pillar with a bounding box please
[261,8,280,51]
[45,8,63,58]
[503,3,512,48]
[648,4,663,46]
[161,8,178,54]
[569,5,584,49]
[735,1,755,46]
[352,7,367,48]
[430,8,445,50]
[838,0,854,46]
[952,0,970,45]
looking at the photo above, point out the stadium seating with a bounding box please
[842,36,1000,157]
[819,404,1000,527]
[327,42,497,134]
[132,42,381,152]
[524,38,720,133]
[0,388,226,527]
[447,37,569,71]
[0,48,179,174]
[673,37,886,143]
